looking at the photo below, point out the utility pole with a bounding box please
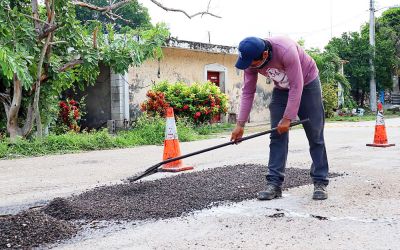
[369,0,377,112]
[330,0,333,38]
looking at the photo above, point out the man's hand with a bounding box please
[230,124,244,143]
[277,117,291,134]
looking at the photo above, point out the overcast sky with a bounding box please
[138,0,399,50]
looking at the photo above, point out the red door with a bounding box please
[207,71,220,123]
[207,71,220,87]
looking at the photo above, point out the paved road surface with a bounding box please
[1,118,400,249]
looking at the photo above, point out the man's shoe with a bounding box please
[313,183,328,200]
[257,184,282,200]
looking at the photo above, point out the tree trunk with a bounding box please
[32,0,55,138]
[355,87,360,106]
[35,95,43,137]
[361,90,365,107]
[22,104,35,137]
[7,75,23,142]
[2,103,9,120]
[0,92,11,119]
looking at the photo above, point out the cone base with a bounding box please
[160,165,194,172]
[366,143,395,147]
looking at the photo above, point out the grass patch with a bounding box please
[327,113,400,122]
[193,122,234,136]
[327,115,377,122]
[0,116,234,160]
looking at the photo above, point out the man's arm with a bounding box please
[231,68,258,142]
[237,68,258,126]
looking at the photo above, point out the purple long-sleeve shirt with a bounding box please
[237,36,319,122]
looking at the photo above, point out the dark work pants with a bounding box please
[267,77,329,187]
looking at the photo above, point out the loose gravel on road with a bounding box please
[0,210,77,249]
[1,164,340,249]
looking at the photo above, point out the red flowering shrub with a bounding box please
[140,90,170,117]
[141,81,228,124]
[58,98,82,132]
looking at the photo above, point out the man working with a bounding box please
[230,36,329,200]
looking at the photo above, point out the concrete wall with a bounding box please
[128,47,273,124]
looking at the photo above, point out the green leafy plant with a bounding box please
[141,81,229,124]
[307,48,355,110]
[322,83,338,118]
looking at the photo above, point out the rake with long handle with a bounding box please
[127,119,309,183]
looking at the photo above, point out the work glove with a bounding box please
[230,124,244,143]
[277,117,291,134]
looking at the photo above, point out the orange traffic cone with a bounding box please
[366,103,395,147]
[160,107,194,172]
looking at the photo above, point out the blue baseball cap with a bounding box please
[235,37,265,70]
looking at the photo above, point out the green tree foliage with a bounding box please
[75,0,152,30]
[378,7,400,55]
[325,32,371,106]
[375,7,400,81]
[323,8,400,107]
[374,25,397,90]
[308,48,355,113]
[0,0,169,141]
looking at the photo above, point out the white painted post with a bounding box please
[110,71,130,128]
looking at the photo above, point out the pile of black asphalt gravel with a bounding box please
[0,164,340,249]
[0,210,77,249]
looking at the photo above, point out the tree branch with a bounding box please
[33,59,84,86]
[148,0,221,19]
[58,59,84,72]
[0,92,11,120]
[39,24,60,40]
[105,11,132,24]
[72,0,131,13]
[73,0,221,19]
[45,0,52,21]
[2,103,10,120]
[31,0,42,33]
[50,41,68,46]
[93,27,98,49]
[0,92,11,106]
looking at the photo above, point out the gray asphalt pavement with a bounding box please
[1,118,400,249]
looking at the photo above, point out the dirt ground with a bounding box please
[1,118,400,249]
